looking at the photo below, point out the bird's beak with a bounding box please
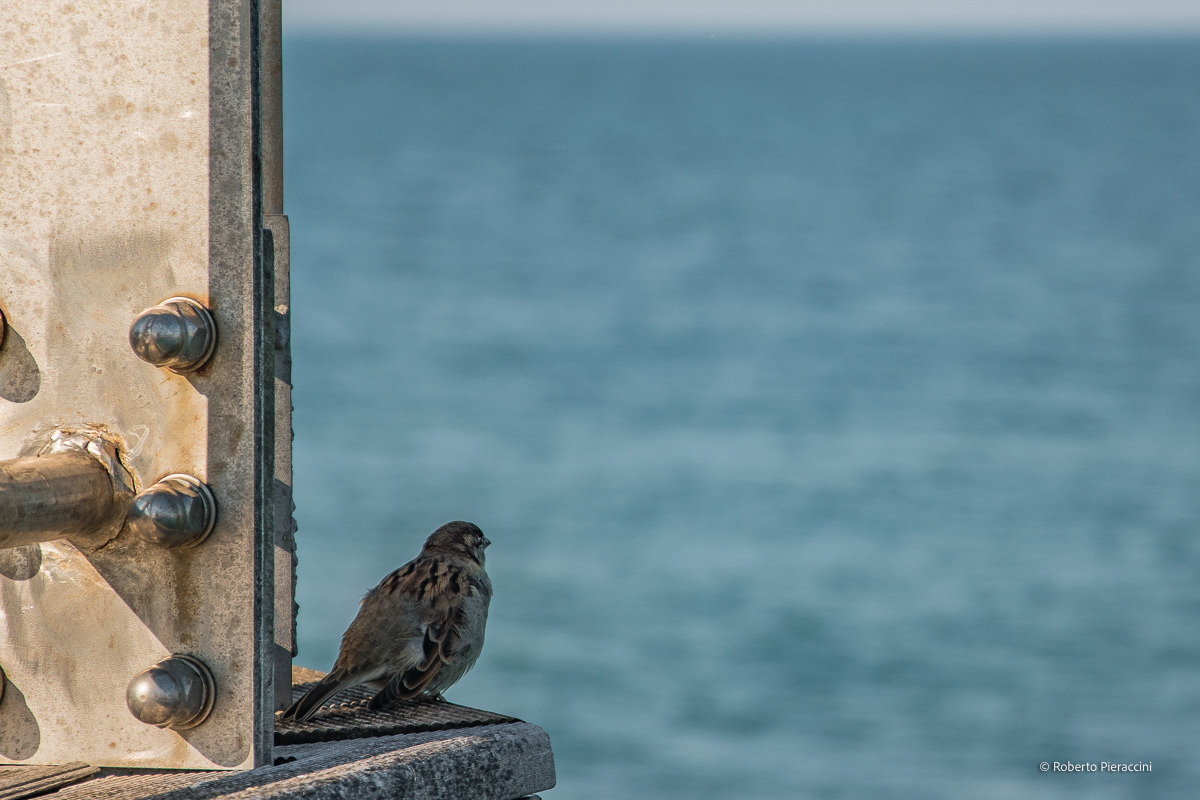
[482,537,491,549]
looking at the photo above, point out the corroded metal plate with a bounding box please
[0,0,278,770]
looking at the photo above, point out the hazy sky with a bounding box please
[285,0,1200,34]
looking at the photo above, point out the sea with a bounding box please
[282,36,1200,799]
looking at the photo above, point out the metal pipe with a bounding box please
[0,431,134,550]
[0,451,118,548]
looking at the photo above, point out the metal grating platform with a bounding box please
[274,680,521,747]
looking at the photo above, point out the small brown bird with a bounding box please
[280,521,492,723]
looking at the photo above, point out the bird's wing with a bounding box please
[367,557,474,708]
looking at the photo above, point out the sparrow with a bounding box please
[280,521,492,723]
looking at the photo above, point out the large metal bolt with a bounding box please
[129,296,216,373]
[126,475,216,549]
[126,655,215,730]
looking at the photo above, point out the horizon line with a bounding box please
[282,19,1200,38]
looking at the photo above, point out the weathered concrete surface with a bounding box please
[0,761,98,797]
[48,723,556,800]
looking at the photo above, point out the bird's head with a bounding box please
[422,520,490,565]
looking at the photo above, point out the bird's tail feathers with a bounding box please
[279,672,351,723]
[367,670,412,711]
[367,649,453,711]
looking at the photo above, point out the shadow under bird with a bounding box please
[281,521,492,723]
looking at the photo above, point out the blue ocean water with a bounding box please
[284,37,1200,798]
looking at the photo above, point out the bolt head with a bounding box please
[129,297,216,373]
[127,475,216,548]
[127,655,214,730]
